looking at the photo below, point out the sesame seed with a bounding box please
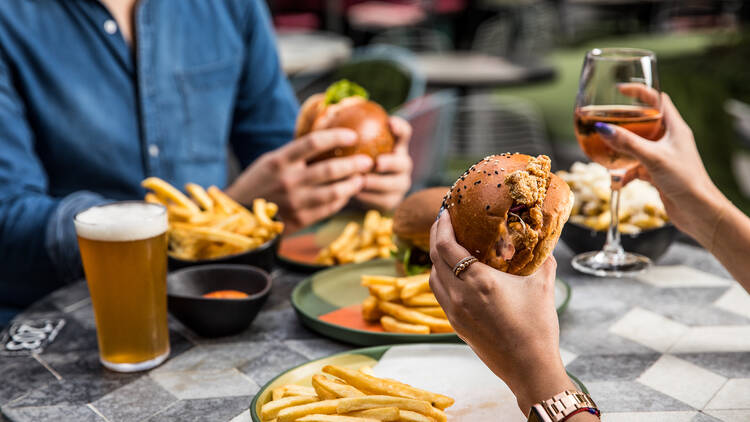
[486,205,490,210]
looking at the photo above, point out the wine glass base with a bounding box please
[571,250,651,278]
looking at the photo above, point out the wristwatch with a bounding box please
[527,390,599,422]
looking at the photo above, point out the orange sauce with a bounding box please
[202,290,249,299]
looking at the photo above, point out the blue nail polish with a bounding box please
[594,122,615,137]
[435,206,444,222]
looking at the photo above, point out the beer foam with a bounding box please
[75,202,168,241]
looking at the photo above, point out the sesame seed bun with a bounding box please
[393,187,450,252]
[444,154,573,276]
[295,94,394,162]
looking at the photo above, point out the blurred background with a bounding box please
[267,0,750,213]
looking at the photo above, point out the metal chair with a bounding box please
[446,93,555,182]
[395,90,459,190]
[473,1,559,62]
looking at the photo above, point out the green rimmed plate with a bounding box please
[249,344,587,422]
[277,211,367,272]
[291,259,572,346]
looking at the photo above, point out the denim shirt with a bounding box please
[0,0,298,312]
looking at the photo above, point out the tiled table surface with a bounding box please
[1,242,749,422]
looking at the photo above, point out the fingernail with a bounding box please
[356,155,373,171]
[435,206,444,222]
[340,130,358,143]
[594,122,616,138]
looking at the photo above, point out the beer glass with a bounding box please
[572,48,665,277]
[75,202,170,372]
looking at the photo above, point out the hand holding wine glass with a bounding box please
[572,48,665,277]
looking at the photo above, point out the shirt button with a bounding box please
[103,19,118,35]
[148,144,160,158]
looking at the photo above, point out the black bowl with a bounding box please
[168,234,280,273]
[167,264,272,337]
[560,221,679,262]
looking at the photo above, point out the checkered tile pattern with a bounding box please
[0,243,748,421]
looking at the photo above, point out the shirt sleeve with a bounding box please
[0,49,107,307]
[229,0,299,169]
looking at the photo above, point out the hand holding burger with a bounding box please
[429,154,596,419]
[226,80,412,232]
[297,80,412,212]
[429,214,576,416]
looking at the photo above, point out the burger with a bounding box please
[443,154,574,276]
[392,187,449,275]
[295,80,394,162]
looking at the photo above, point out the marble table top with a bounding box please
[1,242,749,422]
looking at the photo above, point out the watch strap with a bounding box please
[536,390,599,421]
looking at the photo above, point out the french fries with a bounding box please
[322,366,454,412]
[141,177,283,261]
[558,162,669,233]
[273,385,318,401]
[261,396,318,420]
[316,211,397,265]
[296,416,378,422]
[379,316,429,335]
[344,407,399,421]
[260,365,453,422]
[358,274,452,335]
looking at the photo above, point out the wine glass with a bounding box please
[571,48,665,277]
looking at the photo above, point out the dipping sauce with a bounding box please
[202,290,249,299]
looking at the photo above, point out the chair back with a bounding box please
[396,90,459,190]
[473,1,558,63]
[330,45,426,112]
[371,27,453,53]
[447,94,553,180]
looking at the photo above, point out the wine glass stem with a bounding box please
[602,185,624,255]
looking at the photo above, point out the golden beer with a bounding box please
[75,202,169,372]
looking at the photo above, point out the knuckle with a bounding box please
[436,238,453,253]
[287,194,301,211]
[429,248,440,264]
[279,174,295,194]
[267,153,284,171]
[330,182,351,201]
[307,132,326,151]
[452,293,467,310]
[321,162,339,181]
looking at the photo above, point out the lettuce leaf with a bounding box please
[324,79,369,105]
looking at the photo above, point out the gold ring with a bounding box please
[453,256,478,278]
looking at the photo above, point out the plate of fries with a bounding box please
[250,344,587,422]
[278,210,397,272]
[141,177,284,271]
[556,162,679,261]
[290,259,571,346]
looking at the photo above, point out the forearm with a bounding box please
[710,200,750,290]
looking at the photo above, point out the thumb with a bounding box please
[595,122,659,166]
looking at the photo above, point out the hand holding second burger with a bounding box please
[227,81,412,233]
[225,128,374,233]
